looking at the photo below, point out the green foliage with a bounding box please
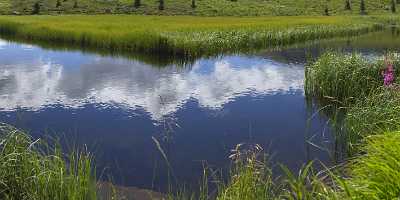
[360,0,366,14]
[305,52,400,153]
[32,1,40,14]
[191,0,195,9]
[305,52,400,106]
[134,0,140,8]
[392,0,396,13]
[158,0,164,10]
[345,88,400,149]
[217,144,277,200]
[345,0,352,10]
[0,124,97,200]
[344,131,400,199]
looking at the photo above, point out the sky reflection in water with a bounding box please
[0,29,399,190]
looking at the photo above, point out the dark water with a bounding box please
[0,29,399,191]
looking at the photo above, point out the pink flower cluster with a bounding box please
[383,58,395,86]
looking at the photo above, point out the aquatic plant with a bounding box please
[0,124,97,200]
[345,88,400,150]
[305,52,400,106]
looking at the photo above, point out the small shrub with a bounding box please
[159,0,164,10]
[32,2,40,14]
[134,0,141,8]
[345,0,352,10]
[56,0,61,8]
[360,0,366,14]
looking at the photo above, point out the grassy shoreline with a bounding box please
[0,124,97,200]
[0,15,397,60]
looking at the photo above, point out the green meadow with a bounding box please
[0,0,396,16]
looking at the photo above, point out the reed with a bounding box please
[305,52,400,151]
[169,144,341,200]
[344,88,400,150]
[0,124,97,200]
[305,52,400,106]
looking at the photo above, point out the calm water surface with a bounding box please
[0,29,399,191]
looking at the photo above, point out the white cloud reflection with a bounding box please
[0,43,304,120]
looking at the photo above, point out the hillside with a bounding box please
[0,0,396,16]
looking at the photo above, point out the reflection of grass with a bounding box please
[0,124,97,200]
[0,15,396,60]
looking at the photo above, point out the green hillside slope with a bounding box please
[0,0,396,16]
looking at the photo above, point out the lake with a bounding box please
[0,29,399,192]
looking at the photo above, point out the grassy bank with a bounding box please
[0,124,97,200]
[0,15,397,60]
[301,52,400,198]
[305,52,400,106]
[305,52,400,150]
[0,0,396,16]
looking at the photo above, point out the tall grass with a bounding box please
[303,52,400,199]
[344,131,400,199]
[345,88,400,150]
[169,144,342,200]
[305,52,400,106]
[305,52,400,152]
[0,15,396,59]
[0,124,97,200]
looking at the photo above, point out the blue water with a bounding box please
[0,29,399,191]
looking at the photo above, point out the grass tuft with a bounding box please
[344,131,400,199]
[0,124,97,200]
[305,52,400,106]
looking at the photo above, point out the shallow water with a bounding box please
[0,29,399,191]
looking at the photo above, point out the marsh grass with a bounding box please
[344,88,400,151]
[305,52,400,106]
[0,15,396,60]
[167,143,343,200]
[0,124,97,200]
[302,52,400,199]
[305,52,400,152]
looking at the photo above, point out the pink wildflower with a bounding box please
[383,57,395,86]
